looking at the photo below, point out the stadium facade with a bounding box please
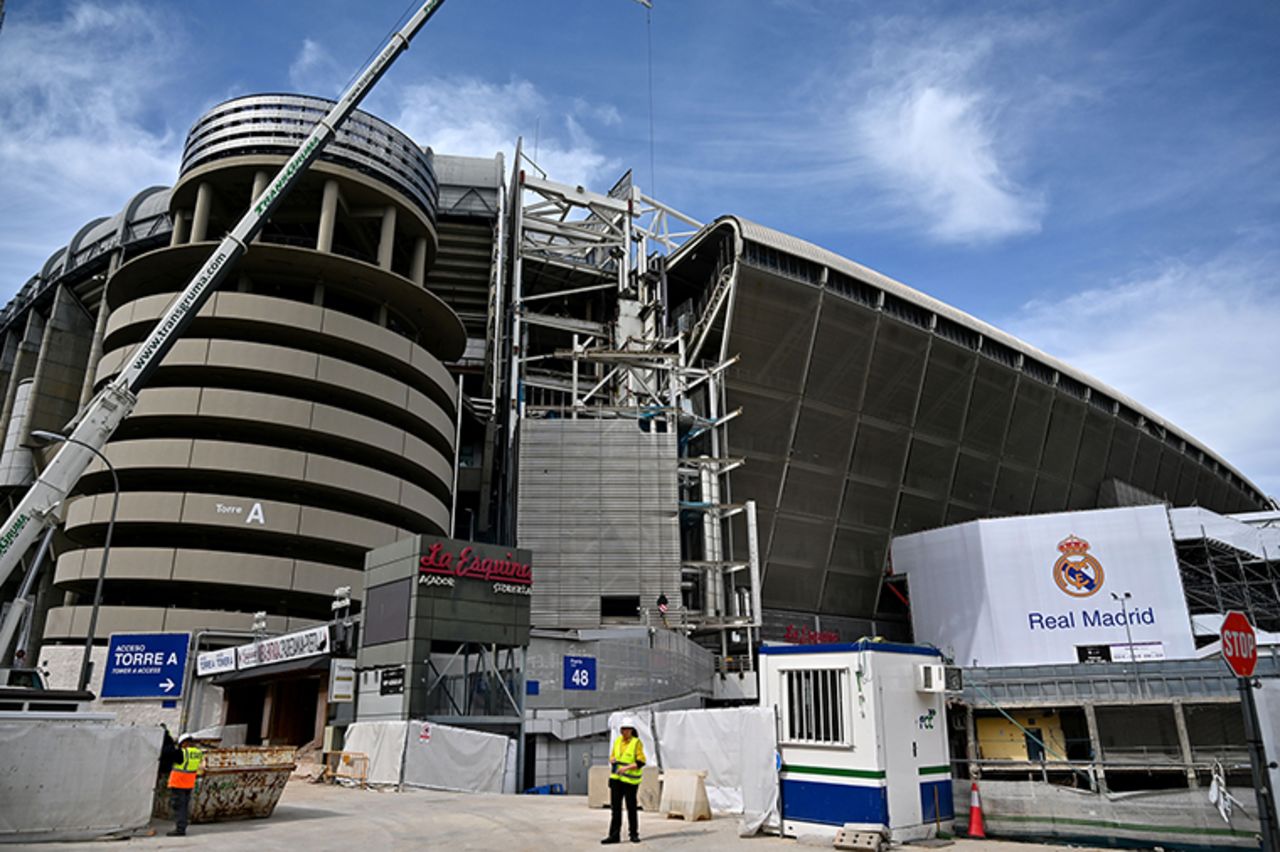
[0,93,1271,720]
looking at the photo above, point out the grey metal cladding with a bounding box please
[695,215,1265,506]
[720,255,1267,622]
[517,420,681,629]
[524,629,714,713]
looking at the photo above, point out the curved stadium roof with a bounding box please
[674,214,1267,507]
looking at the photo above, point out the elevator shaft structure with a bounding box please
[501,146,761,650]
[0,0,448,596]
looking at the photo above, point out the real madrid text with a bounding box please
[1028,606,1157,631]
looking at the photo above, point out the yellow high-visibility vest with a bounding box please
[609,736,645,785]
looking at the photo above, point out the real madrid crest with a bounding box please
[1053,534,1104,598]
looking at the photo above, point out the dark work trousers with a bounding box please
[170,788,192,834]
[608,778,640,840]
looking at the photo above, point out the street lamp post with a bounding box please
[1111,590,1140,696]
[31,430,119,693]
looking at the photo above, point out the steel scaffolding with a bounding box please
[1177,528,1280,632]
[496,142,761,651]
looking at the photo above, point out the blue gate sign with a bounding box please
[101,633,190,699]
[563,655,597,691]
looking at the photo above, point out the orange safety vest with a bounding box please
[168,745,203,790]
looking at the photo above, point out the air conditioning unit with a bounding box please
[915,663,946,693]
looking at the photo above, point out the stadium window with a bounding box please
[781,668,849,746]
[600,595,640,619]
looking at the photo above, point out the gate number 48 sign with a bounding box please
[564,656,596,691]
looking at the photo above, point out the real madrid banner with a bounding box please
[891,505,1197,667]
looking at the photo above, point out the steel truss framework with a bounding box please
[496,142,761,650]
[1178,532,1280,633]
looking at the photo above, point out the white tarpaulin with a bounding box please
[402,720,510,794]
[648,707,779,836]
[343,720,408,786]
[503,736,518,794]
[0,720,161,842]
[607,710,656,756]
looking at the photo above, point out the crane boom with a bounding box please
[0,0,446,593]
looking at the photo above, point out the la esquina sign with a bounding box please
[419,541,533,586]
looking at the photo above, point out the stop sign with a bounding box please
[1221,610,1258,678]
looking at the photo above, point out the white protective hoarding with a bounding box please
[1255,679,1280,806]
[893,505,1196,667]
[0,721,162,841]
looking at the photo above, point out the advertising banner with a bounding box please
[195,647,236,677]
[893,505,1196,667]
[237,625,329,670]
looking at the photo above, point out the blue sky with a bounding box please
[0,0,1277,497]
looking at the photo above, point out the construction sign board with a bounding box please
[100,632,190,699]
[1221,610,1258,678]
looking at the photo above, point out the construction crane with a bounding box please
[0,0,448,638]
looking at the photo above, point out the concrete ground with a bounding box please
[34,781,1107,852]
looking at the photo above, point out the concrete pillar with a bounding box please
[314,674,329,747]
[377,205,397,270]
[78,252,120,407]
[411,236,428,285]
[965,705,979,780]
[251,171,271,243]
[1083,703,1108,793]
[0,312,44,464]
[377,304,389,328]
[190,182,213,242]
[169,210,189,246]
[317,179,340,253]
[260,681,275,744]
[251,170,271,204]
[1173,700,1200,788]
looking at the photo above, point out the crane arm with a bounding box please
[0,0,446,592]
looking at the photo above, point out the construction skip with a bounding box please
[758,642,953,842]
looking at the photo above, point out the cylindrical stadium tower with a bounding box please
[43,95,466,642]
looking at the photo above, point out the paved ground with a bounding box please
[32,781,1105,852]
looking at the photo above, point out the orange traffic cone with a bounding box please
[967,781,986,838]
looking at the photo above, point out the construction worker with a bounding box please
[601,717,645,844]
[166,733,203,837]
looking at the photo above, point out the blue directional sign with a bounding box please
[101,633,190,699]
[563,655,597,691]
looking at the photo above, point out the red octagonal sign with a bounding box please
[1221,610,1258,678]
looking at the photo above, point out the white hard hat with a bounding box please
[177,732,194,743]
[619,716,639,732]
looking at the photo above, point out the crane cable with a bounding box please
[645,4,657,197]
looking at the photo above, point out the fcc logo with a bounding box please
[1053,534,1104,598]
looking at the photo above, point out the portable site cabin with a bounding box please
[758,642,953,841]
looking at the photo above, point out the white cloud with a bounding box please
[1002,248,1280,499]
[0,2,183,298]
[379,75,618,190]
[847,18,1048,244]
[288,38,345,97]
